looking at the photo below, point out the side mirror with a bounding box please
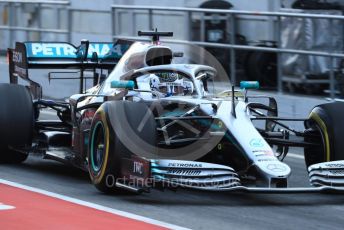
[240,81,260,90]
[110,80,135,89]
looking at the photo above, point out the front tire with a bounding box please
[304,102,344,167]
[88,101,156,193]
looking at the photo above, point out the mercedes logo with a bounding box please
[267,164,287,173]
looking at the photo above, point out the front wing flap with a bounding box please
[152,159,344,193]
[151,159,241,189]
[118,158,344,194]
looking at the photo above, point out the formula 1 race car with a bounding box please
[2,30,344,194]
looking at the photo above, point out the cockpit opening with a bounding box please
[136,70,195,97]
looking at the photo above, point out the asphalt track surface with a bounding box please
[2,151,344,230]
[2,59,344,229]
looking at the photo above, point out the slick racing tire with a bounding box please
[304,102,344,167]
[0,84,34,163]
[88,101,156,193]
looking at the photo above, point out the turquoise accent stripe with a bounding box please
[110,80,135,89]
[240,81,260,89]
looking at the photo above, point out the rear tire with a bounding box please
[304,102,344,167]
[88,101,156,193]
[0,84,33,163]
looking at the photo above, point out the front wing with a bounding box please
[119,158,344,194]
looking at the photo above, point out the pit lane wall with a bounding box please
[0,0,339,47]
[281,8,344,76]
[1,0,344,98]
[0,0,341,52]
[0,0,282,50]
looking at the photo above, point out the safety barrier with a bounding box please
[0,0,70,47]
[111,5,344,99]
[1,1,344,98]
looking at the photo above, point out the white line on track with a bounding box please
[0,203,15,211]
[0,179,190,230]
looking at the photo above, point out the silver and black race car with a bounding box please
[2,30,344,194]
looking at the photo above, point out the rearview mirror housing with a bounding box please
[240,81,260,90]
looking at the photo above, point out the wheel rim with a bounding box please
[90,121,105,173]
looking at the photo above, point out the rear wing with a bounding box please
[8,39,133,98]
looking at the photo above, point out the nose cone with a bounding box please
[257,160,291,178]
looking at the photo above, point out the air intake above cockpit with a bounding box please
[145,47,173,66]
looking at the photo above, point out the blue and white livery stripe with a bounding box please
[25,43,117,59]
